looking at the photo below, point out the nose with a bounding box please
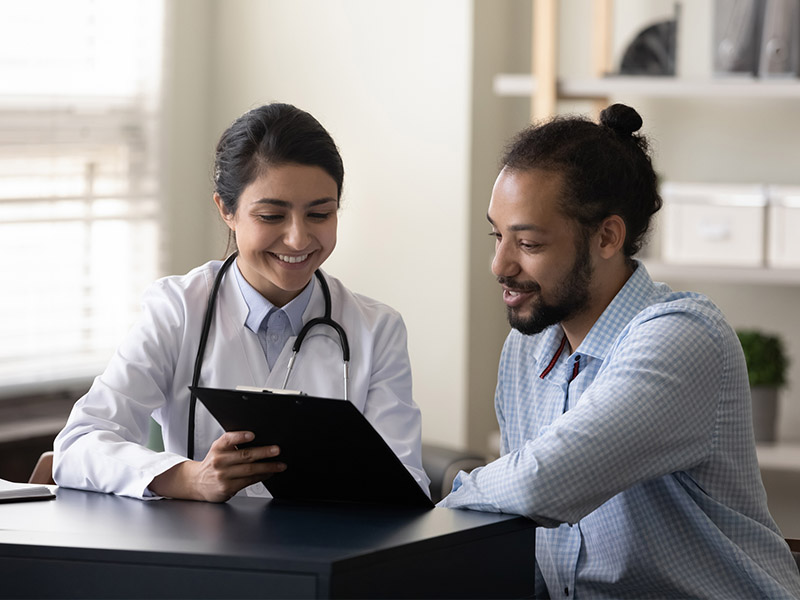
[491,239,519,279]
[284,216,310,250]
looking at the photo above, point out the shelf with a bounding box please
[643,260,800,286]
[757,444,800,472]
[493,74,800,100]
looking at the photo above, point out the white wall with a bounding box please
[204,0,474,448]
[466,0,533,454]
[162,0,221,275]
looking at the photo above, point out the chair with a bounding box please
[422,443,486,503]
[787,538,800,572]
[28,450,55,486]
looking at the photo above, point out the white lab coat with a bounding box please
[53,260,430,499]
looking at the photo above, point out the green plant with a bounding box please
[736,330,789,387]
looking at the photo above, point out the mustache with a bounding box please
[497,276,540,293]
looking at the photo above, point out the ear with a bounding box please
[596,214,626,259]
[214,193,236,231]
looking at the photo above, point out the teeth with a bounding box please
[276,254,308,264]
[507,290,520,297]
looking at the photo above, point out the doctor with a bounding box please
[54,103,430,502]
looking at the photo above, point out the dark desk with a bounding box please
[0,488,535,599]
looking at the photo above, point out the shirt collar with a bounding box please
[232,260,315,336]
[575,260,661,360]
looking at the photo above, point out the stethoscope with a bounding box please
[187,251,350,459]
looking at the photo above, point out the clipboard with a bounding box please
[190,386,434,509]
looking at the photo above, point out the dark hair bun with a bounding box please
[600,103,643,137]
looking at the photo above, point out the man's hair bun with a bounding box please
[600,103,643,137]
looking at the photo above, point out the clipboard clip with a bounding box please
[235,385,307,396]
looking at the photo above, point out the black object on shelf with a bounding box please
[620,18,679,76]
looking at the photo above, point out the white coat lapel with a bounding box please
[205,265,267,389]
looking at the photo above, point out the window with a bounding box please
[0,0,165,394]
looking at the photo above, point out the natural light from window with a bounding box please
[0,0,165,394]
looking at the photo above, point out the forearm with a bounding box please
[437,443,564,526]
[148,460,202,500]
[150,432,285,503]
[440,385,718,524]
[439,312,728,522]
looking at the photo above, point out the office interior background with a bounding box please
[1,0,798,533]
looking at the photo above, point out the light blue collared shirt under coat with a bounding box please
[232,262,314,370]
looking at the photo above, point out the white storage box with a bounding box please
[660,182,766,267]
[767,185,800,268]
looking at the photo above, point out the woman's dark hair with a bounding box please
[501,103,661,258]
[214,103,344,216]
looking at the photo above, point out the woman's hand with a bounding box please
[149,431,286,502]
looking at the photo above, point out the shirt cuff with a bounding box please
[436,469,468,507]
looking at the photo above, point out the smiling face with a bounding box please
[488,167,594,335]
[215,163,339,307]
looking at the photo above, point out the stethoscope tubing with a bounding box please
[187,252,350,459]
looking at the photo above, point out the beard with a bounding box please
[500,235,593,336]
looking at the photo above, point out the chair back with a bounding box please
[28,451,55,485]
[787,538,800,572]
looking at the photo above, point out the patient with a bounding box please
[438,103,800,598]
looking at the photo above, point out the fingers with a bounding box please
[215,430,256,450]
[235,456,287,478]
[236,442,281,463]
[214,457,285,496]
[209,431,286,472]
[188,432,289,502]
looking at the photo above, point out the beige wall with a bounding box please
[162,0,219,275]
[466,0,532,453]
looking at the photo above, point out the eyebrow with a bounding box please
[254,197,338,208]
[486,213,545,233]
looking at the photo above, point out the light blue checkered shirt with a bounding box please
[439,261,800,598]
[232,262,313,369]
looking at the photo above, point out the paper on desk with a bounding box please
[0,478,56,503]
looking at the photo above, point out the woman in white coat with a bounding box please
[53,103,430,502]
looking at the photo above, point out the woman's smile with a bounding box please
[273,252,311,264]
[217,163,339,306]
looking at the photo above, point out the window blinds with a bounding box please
[0,0,165,394]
